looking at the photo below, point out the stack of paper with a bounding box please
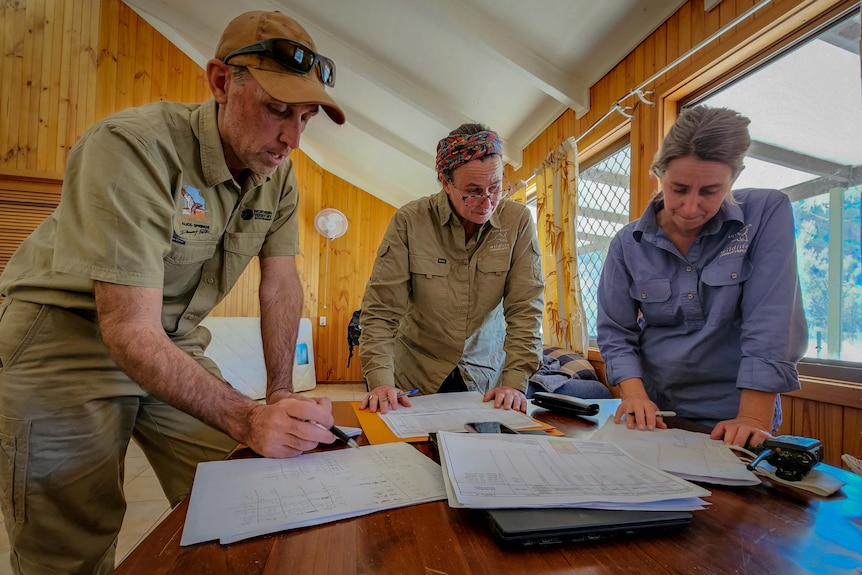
[181,442,446,545]
[436,431,711,512]
[377,391,551,439]
[590,417,760,486]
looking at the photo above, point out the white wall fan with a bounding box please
[314,208,349,309]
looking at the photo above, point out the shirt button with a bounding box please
[205,277,215,284]
[730,272,738,279]
[685,266,692,272]
[184,314,195,320]
[641,293,647,299]
[687,293,694,300]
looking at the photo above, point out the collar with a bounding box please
[432,189,502,230]
[192,99,270,188]
[633,195,745,242]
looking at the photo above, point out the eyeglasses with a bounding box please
[223,38,336,87]
[447,179,511,207]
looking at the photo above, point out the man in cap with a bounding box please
[0,10,344,574]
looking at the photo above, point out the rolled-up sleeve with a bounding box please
[737,192,807,393]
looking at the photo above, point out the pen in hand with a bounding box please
[627,410,676,418]
[313,422,360,448]
[378,388,420,405]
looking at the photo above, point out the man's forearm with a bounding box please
[259,256,304,401]
[102,315,257,443]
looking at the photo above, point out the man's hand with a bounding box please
[483,386,527,412]
[243,396,336,458]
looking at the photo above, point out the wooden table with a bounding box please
[116,401,862,575]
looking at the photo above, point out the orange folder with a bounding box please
[351,402,563,445]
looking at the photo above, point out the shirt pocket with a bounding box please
[701,256,752,325]
[477,256,511,308]
[409,255,450,305]
[163,239,218,299]
[630,279,679,327]
[224,232,266,289]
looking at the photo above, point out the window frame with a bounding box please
[680,2,862,384]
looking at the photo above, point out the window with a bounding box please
[693,8,862,377]
[526,143,632,340]
[576,144,632,339]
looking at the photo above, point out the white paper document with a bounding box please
[378,391,544,438]
[436,431,710,511]
[590,417,760,486]
[181,442,446,546]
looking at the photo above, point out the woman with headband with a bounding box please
[358,123,544,413]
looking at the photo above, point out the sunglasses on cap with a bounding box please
[223,38,336,87]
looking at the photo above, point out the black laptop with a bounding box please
[486,507,692,548]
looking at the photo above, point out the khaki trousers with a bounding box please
[0,299,237,574]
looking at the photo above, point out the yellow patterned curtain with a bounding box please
[535,137,588,355]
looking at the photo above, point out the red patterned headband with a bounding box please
[435,131,503,175]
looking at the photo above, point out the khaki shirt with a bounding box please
[0,99,299,337]
[359,190,543,394]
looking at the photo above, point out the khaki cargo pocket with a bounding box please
[0,415,30,523]
[0,301,47,371]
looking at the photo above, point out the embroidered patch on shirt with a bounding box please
[178,185,212,235]
[181,186,207,218]
[720,223,751,257]
[487,228,511,252]
[240,208,274,221]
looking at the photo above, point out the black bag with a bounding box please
[347,310,361,367]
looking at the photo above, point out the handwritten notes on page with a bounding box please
[378,391,546,438]
[590,417,760,486]
[436,431,710,511]
[181,442,446,546]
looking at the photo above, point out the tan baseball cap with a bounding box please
[216,11,345,125]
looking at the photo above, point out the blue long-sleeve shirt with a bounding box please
[597,188,808,428]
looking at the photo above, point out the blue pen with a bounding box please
[379,388,419,404]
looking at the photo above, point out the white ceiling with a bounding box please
[124,0,687,207]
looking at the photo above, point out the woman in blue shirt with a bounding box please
[597,105,807,448]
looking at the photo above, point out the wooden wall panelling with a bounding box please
[789,398,845,467]
[0,173,63,274]
[0,3,14,161]
[843,408,862,469]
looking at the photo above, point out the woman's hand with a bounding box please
[360,385,412,414]
[483,386,527,412]
[711,389,777,447]
[613,378,667,431]
[711,417,772,448]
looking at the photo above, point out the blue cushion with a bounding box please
[542,346,598,381]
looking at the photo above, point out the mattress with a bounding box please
[199,316,316,399]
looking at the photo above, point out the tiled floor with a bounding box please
[0,383,368,573]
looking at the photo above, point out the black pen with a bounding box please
[314,422,360,448]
